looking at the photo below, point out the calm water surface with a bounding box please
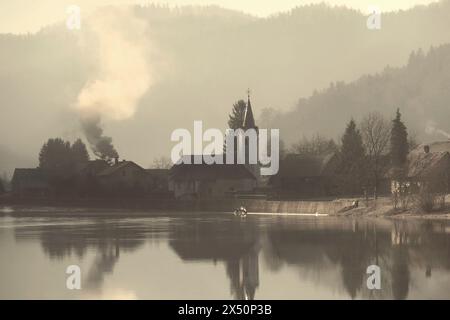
[1,207,450,299]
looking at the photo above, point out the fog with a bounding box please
[2,1,450,176]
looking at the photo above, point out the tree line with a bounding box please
[229,100,413,199]
[293,109,412,199]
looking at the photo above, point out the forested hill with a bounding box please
[2,2,450,175]
[265,44,450,146]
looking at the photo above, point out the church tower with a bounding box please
[243,89,257,131]
[242,89,261,184]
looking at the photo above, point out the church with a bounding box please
[168,93,261,199]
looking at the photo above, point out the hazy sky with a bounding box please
[0,0,440,34]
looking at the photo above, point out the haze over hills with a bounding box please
[268,44,450,147]
[2,1,450,176]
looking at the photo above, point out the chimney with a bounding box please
[114,157,119,165]
[424,145,430,154]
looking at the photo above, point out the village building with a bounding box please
[71,159,110,196]
[391,141,450,194]
[96,159,152,195]
[75,159,110,179]
[11,158,170,198]
[11,168,51,197]
[269,152,340,199]
[169,155,256,199]
[146,169,170,192]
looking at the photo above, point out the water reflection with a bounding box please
[5,214,450,299]
[168,218,260,299]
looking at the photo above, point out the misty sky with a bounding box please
[0,0,440,34]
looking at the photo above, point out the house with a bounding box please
[413,141,450,153]
[11,168,50,197]
[75,160,110,179]
[269,153,340,198]
[145,169,169,192]
[96,160,149,195]
[169,155,256,199]
[392,143,450,193]
[72,160,110,196]
[11,157,171,198]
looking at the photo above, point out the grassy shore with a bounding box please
[336,196,450,220]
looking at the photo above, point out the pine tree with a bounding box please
[338,119,366,195]
[38,138,73,177]
[292,134,337,156]
[0,178,4,194]
[340,119,365,173]
[390,109,408,168]
[224,100,247,154]
[227,100,246,129]
[71,138,90,164]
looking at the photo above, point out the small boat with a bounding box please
[234,206,248,217]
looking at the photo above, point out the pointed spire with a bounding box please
[243,89,256,129]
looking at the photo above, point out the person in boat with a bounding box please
[234,206,247,216]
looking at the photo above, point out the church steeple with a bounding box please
[243,89,256,130]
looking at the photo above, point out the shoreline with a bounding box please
[1,201,450,220]
[0,196,355,216]
[335,202,450,220]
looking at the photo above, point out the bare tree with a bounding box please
[407,129,420,151]
[291,134,337,156]
[360,112,391,199]
[150,156,172,169]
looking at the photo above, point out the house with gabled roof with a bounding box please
[11,168,50,197]
[169,155,256,199]
[269,152,340,198]
[96,159,149,195]
[391,141,450,194]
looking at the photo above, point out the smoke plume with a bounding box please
[81,115,118,160]
[425,120,450,139]
[75,7,152,161]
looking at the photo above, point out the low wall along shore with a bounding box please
[0,196,355,215]
[191,199,355,214]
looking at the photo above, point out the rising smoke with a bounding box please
[75,7,152,162]
[425,120,450,139]
[81,114,118,160]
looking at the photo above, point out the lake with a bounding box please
[1,208,449,299]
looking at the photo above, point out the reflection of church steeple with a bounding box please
[226,243,260,300]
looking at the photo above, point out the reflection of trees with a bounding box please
[169,217,260,300]
[85,240,121,291]
[389,220,450,295]
[168,216,450,300]
[336,227,373,299]
[266,219,450,300]
[267,220,388,299]
[13,215,449,299]
[391,245,410,300]
[14,219,147,291]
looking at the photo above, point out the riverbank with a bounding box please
[1,195,450,220]
[0,195,355,215]
[336,196,450,220]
